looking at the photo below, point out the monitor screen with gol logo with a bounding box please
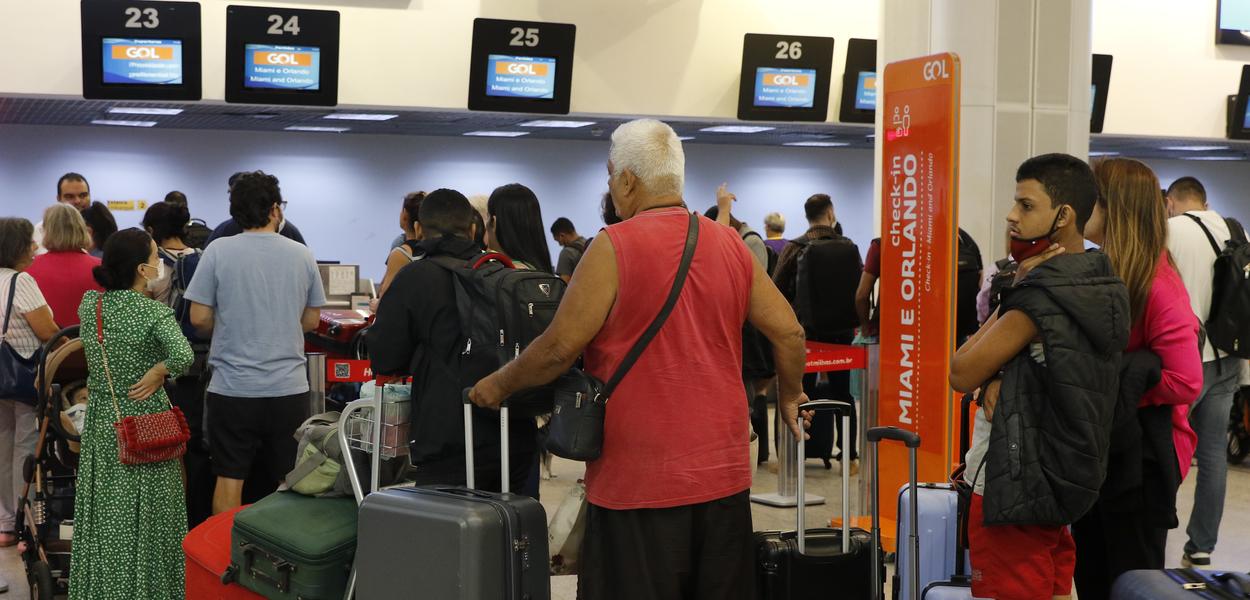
[486,54,557,100]
[244,44,322,91]
[102,38,183,85]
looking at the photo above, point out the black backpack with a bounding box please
[185,218,212,250]
[428,252,567,414]
[955,229,984,341]
[794,235,862,339]
[157,247,205,343]
[742,231,780,276]
[1183,214,1250,359]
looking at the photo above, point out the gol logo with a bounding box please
[112,46,173,60]
[863,76,877,91]
[495,61,549,76]
[254,51,313,66]
[764,73,810,87]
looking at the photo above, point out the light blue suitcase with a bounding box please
[894,483,967,598]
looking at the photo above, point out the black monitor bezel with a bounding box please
[467,18,576,115]
[81,0,202,101]
[1090,54,1113,134]
[737,33,835,122]
[838,38,877,124]
[225,5,340,107]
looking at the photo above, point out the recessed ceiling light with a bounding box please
[323,113,398,121]
[1159,145,1230,152]
[284,125,350,133]
[700,125,776,134]
[1180,155,1244,161]
[677,136,695,141]
[783,141,851,147]
[107,107,183,116]
[90,119,157,128]
[463,131,529,137]
[519,120,596,128]
[1087,151,1120,157]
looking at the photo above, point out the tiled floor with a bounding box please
[2,423,1247,599]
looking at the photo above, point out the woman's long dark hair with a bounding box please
[487,184,553,272]
[92,228,153,291]
[80,201,119,252]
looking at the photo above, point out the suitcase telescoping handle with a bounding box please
[462,389,511,494]
[795,400,853,555]
[866,426,921,600]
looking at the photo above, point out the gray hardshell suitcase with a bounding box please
[354,396,550,599]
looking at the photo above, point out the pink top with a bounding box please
[584,209,755,510]
[25,251,102,327]
[1125,255,1201,479]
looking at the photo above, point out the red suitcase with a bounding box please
[305,309,372,359]
[183,505,264,600]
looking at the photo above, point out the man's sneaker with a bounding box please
[1183,552,1212,567]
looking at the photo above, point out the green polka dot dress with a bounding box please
[69,290,194,600]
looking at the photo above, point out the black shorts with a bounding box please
[206,392,307,482]
[579,490,755,600]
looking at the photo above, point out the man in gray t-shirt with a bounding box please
[550,217,587,283]
[186,171,326,513]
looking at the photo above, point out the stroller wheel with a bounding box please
[22,454,35,485]
[29,560,53,600]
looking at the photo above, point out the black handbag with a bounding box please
[546,211,700,461]
[0,274,39,402]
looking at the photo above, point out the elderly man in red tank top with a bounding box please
[470,119,811,600]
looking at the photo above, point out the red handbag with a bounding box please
[96,296,190,465]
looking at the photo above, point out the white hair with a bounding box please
[467,194,490,224]
[608,119,685,197]
[764,212,786,234]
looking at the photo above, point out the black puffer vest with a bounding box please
[982,252,1131,526]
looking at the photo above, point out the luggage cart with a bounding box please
[337,376,411,599]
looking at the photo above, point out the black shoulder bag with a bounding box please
[545,212,700,461]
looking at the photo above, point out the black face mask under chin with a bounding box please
[1010,208,1064,263]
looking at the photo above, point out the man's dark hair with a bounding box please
[0,218,35,269]
[550,217,576,236]
[1015,153,1099,231]
[402,191,426,232]
[80,201,118,251]
[229,171,282,230]
[1166,176,1207,204]
[57,172,89,196]
[488,183,554,273]
[142,201,190,243]
[804,194,833,222]
[92,228,154,291]
[419,188,475,238]
[227,171,247,190]
[164,190,188,208]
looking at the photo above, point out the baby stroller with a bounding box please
[17,326,87,599]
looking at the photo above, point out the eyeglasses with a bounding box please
[277,201,289,210]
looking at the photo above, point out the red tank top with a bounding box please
[584,208,755,509]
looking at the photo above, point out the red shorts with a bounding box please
[967,494,1075,600]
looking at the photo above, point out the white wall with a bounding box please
[0,0,879,120]
[1093,0,1250,139]
[0,123,876,280]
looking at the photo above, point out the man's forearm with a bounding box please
[772,330,808,399]
[495,334,578,396]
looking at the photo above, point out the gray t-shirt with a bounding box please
[964,342,1045,495]
[556,237,588,277]
[184,232,326,398]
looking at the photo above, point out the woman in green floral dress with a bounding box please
[70,229,193,600]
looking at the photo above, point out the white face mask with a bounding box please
[142,261,166,290]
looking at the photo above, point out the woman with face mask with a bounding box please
[25,203,102,327]
[140,202,195,305]
[1073,158,1203,600]
[70,228,194,599]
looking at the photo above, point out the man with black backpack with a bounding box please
[551,217,587,283]
[1165,176,1249,568]
[369,189,545,496]
[773,193,863,470]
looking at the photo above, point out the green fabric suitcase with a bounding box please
[226,491,358,599]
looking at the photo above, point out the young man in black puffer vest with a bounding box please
[949,154,1131,600]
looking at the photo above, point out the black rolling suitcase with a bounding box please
[755,400,882,599]
[1112,569,1250,599]
[353,394,550,600]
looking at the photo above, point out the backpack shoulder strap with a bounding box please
[1226,217,1248,245]
[1183,213,1223,257]
[742,230,762,242]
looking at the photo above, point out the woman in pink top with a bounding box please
[26,204,101,327]
[1075,158,1202,598]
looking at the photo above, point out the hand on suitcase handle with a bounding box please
[866,426,921,448]
[466,375,508,410]
[799,399,852,417]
